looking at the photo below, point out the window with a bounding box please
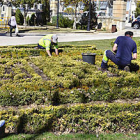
[2,6,5,11]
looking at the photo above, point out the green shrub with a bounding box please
[0,103,140,133]
[30,13,36,26]
[47,22,56,26]
[52,15,73,28]
[26,16,30,26]
[15,8,24,25]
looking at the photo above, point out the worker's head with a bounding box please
[51,34,58,44]
[12,12,15,16]
[125,31,133,38]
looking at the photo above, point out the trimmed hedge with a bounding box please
[0,44,140,134]
[0,102,140,133]
[0,45,140,106]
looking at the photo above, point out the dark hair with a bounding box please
[12,12,15,16]
[125,31,133,37]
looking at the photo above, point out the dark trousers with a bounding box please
[10,25,16,36]
[101,50,130,70]
[38,44,45,49]
[37,44,52,53]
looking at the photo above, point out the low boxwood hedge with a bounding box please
[0,102,139,133]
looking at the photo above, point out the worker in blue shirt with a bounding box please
[101,31,137,71]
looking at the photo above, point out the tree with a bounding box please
[11,0,50,25]
[135,3,140,17]
[63,0,86,29]
[81,1,97,29]
[15,8,24,25]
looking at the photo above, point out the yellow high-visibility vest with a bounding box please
[39,34,58,50]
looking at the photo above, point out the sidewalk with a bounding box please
[0,24,140,46]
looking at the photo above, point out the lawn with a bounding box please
[2,132,140,140]
[59,37,140,50]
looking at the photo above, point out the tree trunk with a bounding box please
[73,4,77,29]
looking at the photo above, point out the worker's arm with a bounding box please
[54,43,58,55]
[45,40,52,57]
[132,53,137,60]
[55,49,58,55]
[46,50,51,57]
[112,43,117,52]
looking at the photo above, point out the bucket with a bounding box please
[82,53,96,64]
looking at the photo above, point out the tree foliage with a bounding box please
[15,8,24,25]
[64,8,74,15]
[63,0,86,29]
[81,1,97,28]
[11,0,50,25]
[135,3,140,17]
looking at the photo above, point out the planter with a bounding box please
[82,53,96,65]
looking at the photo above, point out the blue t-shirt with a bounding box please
[114,36,137,64]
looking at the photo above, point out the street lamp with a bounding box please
[56,0,59,28]
[87,0,91,31]
[23,0,28,26]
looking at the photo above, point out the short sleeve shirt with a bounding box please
[114,36,137,63]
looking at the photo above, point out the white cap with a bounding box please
[52,34,58,43]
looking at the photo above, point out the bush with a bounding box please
[47,22,56,26]
[15,8,24,25]
[52,15,73,28]
[30,13,36,26]
[26,16,30,26]
[0,103,140,133]
[26,14,36,26]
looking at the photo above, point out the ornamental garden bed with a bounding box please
[0,44,140,134]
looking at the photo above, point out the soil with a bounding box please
[0,98,140,111]
[28,62,49,81]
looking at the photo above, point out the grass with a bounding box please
[59,37,140,51]
[59,39,114,51]
[2,132,140,140]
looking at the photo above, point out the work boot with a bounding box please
[124,65,130,72]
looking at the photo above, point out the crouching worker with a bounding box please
[38,34,58,57]
[101,31,137,72]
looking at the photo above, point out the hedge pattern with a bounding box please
[0,43,140,134]
[0,45,140,106]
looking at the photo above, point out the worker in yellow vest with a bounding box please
[38,34,58,57]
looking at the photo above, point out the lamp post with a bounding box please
[56,0,59,28]
[87,0,91,31]
[23,0,26,26]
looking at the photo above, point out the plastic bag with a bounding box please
[15,27,18,35]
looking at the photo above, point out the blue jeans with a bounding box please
[101,50,130,70]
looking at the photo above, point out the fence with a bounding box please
[0,17,10,29]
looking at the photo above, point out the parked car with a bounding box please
[132,16,140,29]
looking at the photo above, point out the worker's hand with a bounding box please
[132,57,136,60]
[132,53,137,60]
